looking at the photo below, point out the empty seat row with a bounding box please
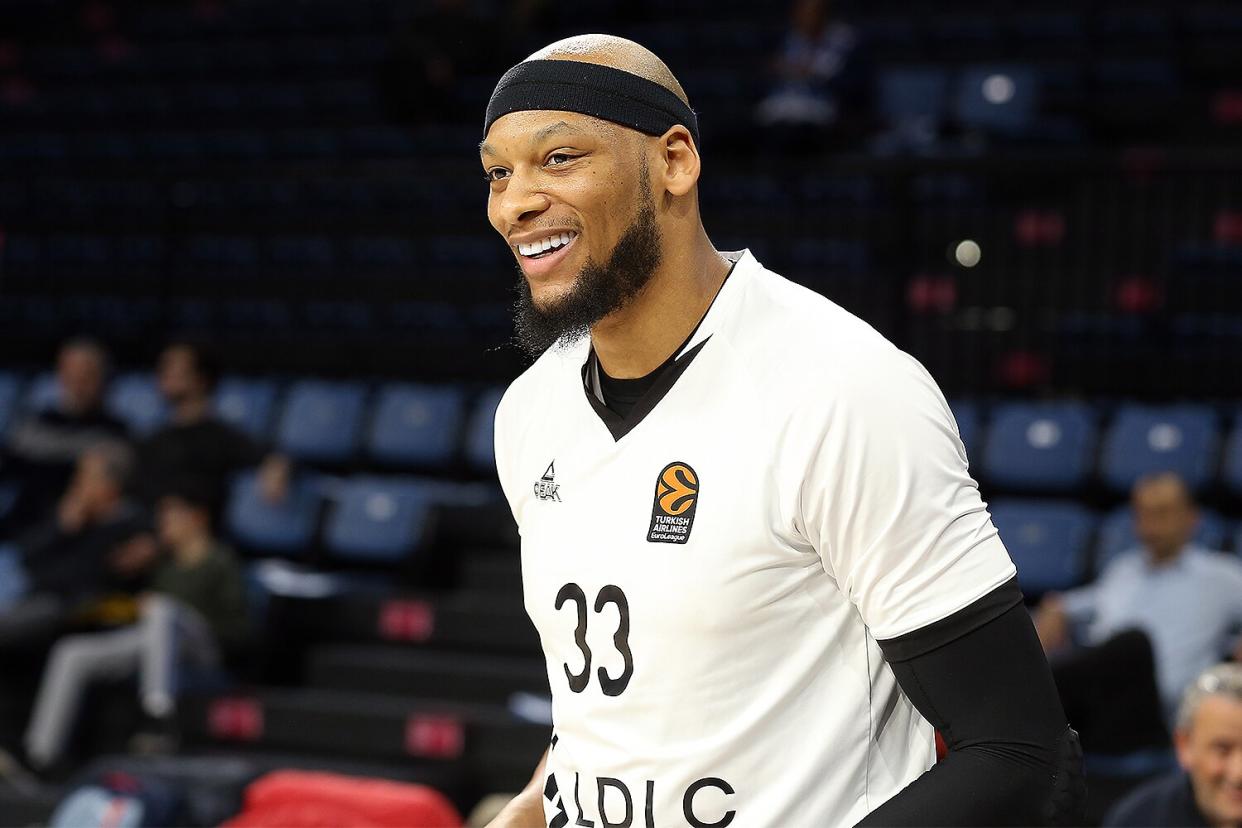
[991,498,1241,596]
[0,372,504,472]
[951,401,1242,496]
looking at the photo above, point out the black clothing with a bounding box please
[860,578,1087,826]
[597,363,667,420]
[17,502,148,600]
[1103,771,1210,827]
[2,406,128,530]
[135,417,265,510]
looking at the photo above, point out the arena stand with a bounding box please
[2,0,1242,823]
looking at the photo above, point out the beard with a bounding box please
[512,187,662,360]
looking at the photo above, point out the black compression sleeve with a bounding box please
[859,579,1086,827]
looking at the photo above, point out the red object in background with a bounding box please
[208,697,265,742]
[1213,212,1242,245]
[935,731,948,762]
[405,714,465,759]
[997,351,1050,389]
[1211,90,1242,125]
[1114,276,1163,314]
[378,599,434,642]
[1014,209,1067,247]
[906,274,957,314]
[222,770,463,828]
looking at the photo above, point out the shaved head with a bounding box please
[526,34,690,108]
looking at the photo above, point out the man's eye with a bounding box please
[483,168,509,183]
[547,153,574,166]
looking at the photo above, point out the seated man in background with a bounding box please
[0,440,150,651]
[23,479,248,771]
[1104,663,1242,827]
[2,338,129,534]
[136,341,288,511]
[1035,472,1242,749]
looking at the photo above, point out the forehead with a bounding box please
[481,110,624,156]
[1192,696,1242,733]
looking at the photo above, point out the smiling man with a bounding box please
[481,35,1085,828]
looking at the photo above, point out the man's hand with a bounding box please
[1034,595,1071,654]
[56,491,89,533]
[258,454,291,503]
[109,534,160,577]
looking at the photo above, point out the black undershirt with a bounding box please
[597,359,667,419]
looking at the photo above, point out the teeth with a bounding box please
[517,231,577,257]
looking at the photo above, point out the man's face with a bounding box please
[1132,476,1198,561]
[70,451,117,513]
[1176,695,1242,826]
[156,495,207,548]
[157,346,205,405]
[481,110,663,356]
[57,346,104,415]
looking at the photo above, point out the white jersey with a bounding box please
[494,250,1016,828]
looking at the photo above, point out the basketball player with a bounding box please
[480,35,1085,827]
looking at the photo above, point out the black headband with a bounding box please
[484,59,699,147]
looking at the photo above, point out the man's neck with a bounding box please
[591,229,730,379]
[172,535,212,567]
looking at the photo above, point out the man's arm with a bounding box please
[859,578,1086,827]
[486,747,548,828]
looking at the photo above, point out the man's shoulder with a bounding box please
[494,341,585,429]
[1103,770,1205,827]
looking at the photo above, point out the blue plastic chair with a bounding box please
[367,383,464,469]
[990,499,1096,594]
[878,66,951,128]
[275,381,366,464]
[1099,404,1218,494]
[105,373,168,437]
[983,402,1096,492]
[225,471,321,556]
[22,372,60,414]
[466,388,505,471]
[323,476,431,563]
[214,378,279,442]
[1096,505,1229,575]
[0,373,23,436]
[955,64,1040,134]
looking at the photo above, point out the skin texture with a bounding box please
[56,341,108,416]
[481,34,731,379]
[1034,472,1199,652]
[1176,695,1242,827]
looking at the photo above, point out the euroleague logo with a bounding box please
[647,461,699,544]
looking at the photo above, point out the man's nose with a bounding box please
[499,170,550,227]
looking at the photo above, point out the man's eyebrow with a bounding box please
[478,120,590,159]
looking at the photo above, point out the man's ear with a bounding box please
[656,125,700,197]
[1173,727,1193,772]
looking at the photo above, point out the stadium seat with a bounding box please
[323,476,431,563]
[275,381,366,464]
[1096,505,1229,574]
[466,388,505,471]
[877,66,950,131]
[989,499,1095,594]
[0,373,22,435]
[955,64,1040,135]
[23,372,60,413]
[1099,404,1218,494]
[982,402,1096,492]
[225,470,322,556]
[105,373,168,437]
[367,383,465,469]
[214,377,280,441]
[1221,421,1242,497]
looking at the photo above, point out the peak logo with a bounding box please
[533,461,561,502]
[647,462,699,544]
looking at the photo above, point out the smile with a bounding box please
[518,231,578,259]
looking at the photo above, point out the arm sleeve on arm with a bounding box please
[859,578,1087,827]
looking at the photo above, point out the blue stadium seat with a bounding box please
[877,66,950,131]
[275,380,366,463]
[367,383,465,468]
[0,373,23,436]
[225,470,321,556]
[214,377,279,441]
[23,372,60,413]
[948,399,981,460]
[983,402,1096,492]
[990,499,1095,594]
[1099,404,1218,494]
[106,373,168,437]
[1096,505,1229,574]
[323,476,431,563]
[466,388,504,471]
[955,65,1040,134]
[1221,422,1242,498]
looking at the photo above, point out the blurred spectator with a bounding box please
[1103,663,1242,827]
[23,479,247,771]
[0,440,149,652]
[2,338,128,533]
[378,0,505,125]
[135,341,288,511]
[755,0,871,151]
[1034,473,1242,758]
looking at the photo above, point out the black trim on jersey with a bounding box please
[878,576,1023,663]
[861,583,1087,826]
[582,253,740,441]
